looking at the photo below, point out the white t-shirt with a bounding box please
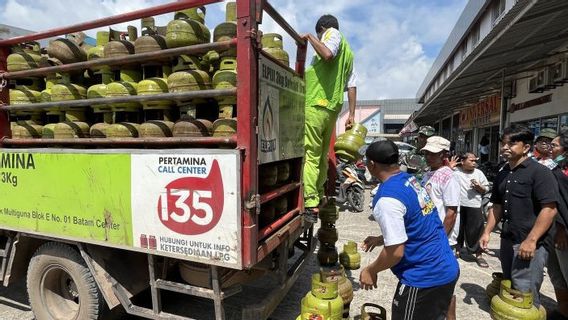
[422,166,461,246]
[372,197,408,246]
[455,168,489,208]
[311,28,357,88]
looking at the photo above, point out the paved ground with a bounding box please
[0,190,558,319]
[269,190,557,320]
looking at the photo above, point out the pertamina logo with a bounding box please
[260,96,276,152]
[157,160,224,235]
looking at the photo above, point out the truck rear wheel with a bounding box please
[26,242,103,320]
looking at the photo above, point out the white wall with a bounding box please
[510,76,568,123]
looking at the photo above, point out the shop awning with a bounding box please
[415,0,568,125]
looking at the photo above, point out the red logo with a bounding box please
[157,160,224,235]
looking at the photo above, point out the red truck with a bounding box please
[0,0,311,319]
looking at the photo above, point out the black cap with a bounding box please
[363,140,399,164]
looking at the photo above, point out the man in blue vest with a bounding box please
[360,140,459,320]
[301,14,357,223]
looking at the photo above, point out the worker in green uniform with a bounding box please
[399,125,435,179]
[301,14,357,223]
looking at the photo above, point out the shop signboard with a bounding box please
[459,95,501,130]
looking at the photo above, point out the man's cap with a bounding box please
[537,128,557,140]
[362,140,399,165]
[418,125,435,137]
[421,136,450,153]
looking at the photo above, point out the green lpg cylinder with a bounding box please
[259,204,276,228]
[41,74,62,113]
[213,2,237,58]
[89,122,111,138]
[317,225,338,245]
[139,120,174,137]
[300,273,343,320]
[87,31,110,76]
[317,244,338,267]
[321,265,354,319]
[212,118,236,137]
[225,2,236,22]
[41,123,58,139]
[50,75,88,118]
[11,121,43,139]
[259,164,278,188]
[167,65,212,117]
[137,77,172,110]
[105,122,140,138]
[319,199,339,224]
[168,67,212,93]
[87,70,113,113]
[349,123,368,138]
[276,162,290,184]
[172,118,212,137]
[174,7,206,23]
[135,17,167,54]
[334,130,366,162]
[47,37,87,64]
[104,26,137,59]
[7,42,41,72]
[106,70,142,112]
[53,121,90,139]
[262,33,289,67]
[490,280,545,320]
[9,84,42,117]
[87,31,110,61]
[486,272,503,300]
[166,7,210,48]
[339,241,361,270]
[360,303,387,320]
[212,58,237,118]
[273,196,288,216]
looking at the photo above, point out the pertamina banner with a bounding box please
[0,149,242,269]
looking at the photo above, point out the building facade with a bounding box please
[411,0,568,161]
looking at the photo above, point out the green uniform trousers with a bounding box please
[303,105,339,208]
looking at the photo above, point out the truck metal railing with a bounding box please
[2,136,236,147]
[0,40,236,79]
[0,0,223,46]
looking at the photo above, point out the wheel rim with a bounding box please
[40,264,80,320]
[348,189,364,212]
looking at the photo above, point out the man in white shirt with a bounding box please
[455,152,490,267]
[421,136,461,251]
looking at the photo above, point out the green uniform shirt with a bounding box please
[304,29,354,113]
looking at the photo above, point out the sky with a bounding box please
[0,0,468,100]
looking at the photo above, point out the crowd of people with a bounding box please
[360,126,568,320]
[297,11,567,319]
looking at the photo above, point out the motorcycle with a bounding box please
[481,181,493,221]
[354,159,368,184]
[336,160,365,212]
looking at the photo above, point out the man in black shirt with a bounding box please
[480,125,558,310]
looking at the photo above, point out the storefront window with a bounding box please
[514,116,559,136]
[541,117,558,130]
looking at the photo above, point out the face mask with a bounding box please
[554,154,566,164]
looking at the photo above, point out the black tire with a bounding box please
[26,242,103,320]
[347,186,365,212]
